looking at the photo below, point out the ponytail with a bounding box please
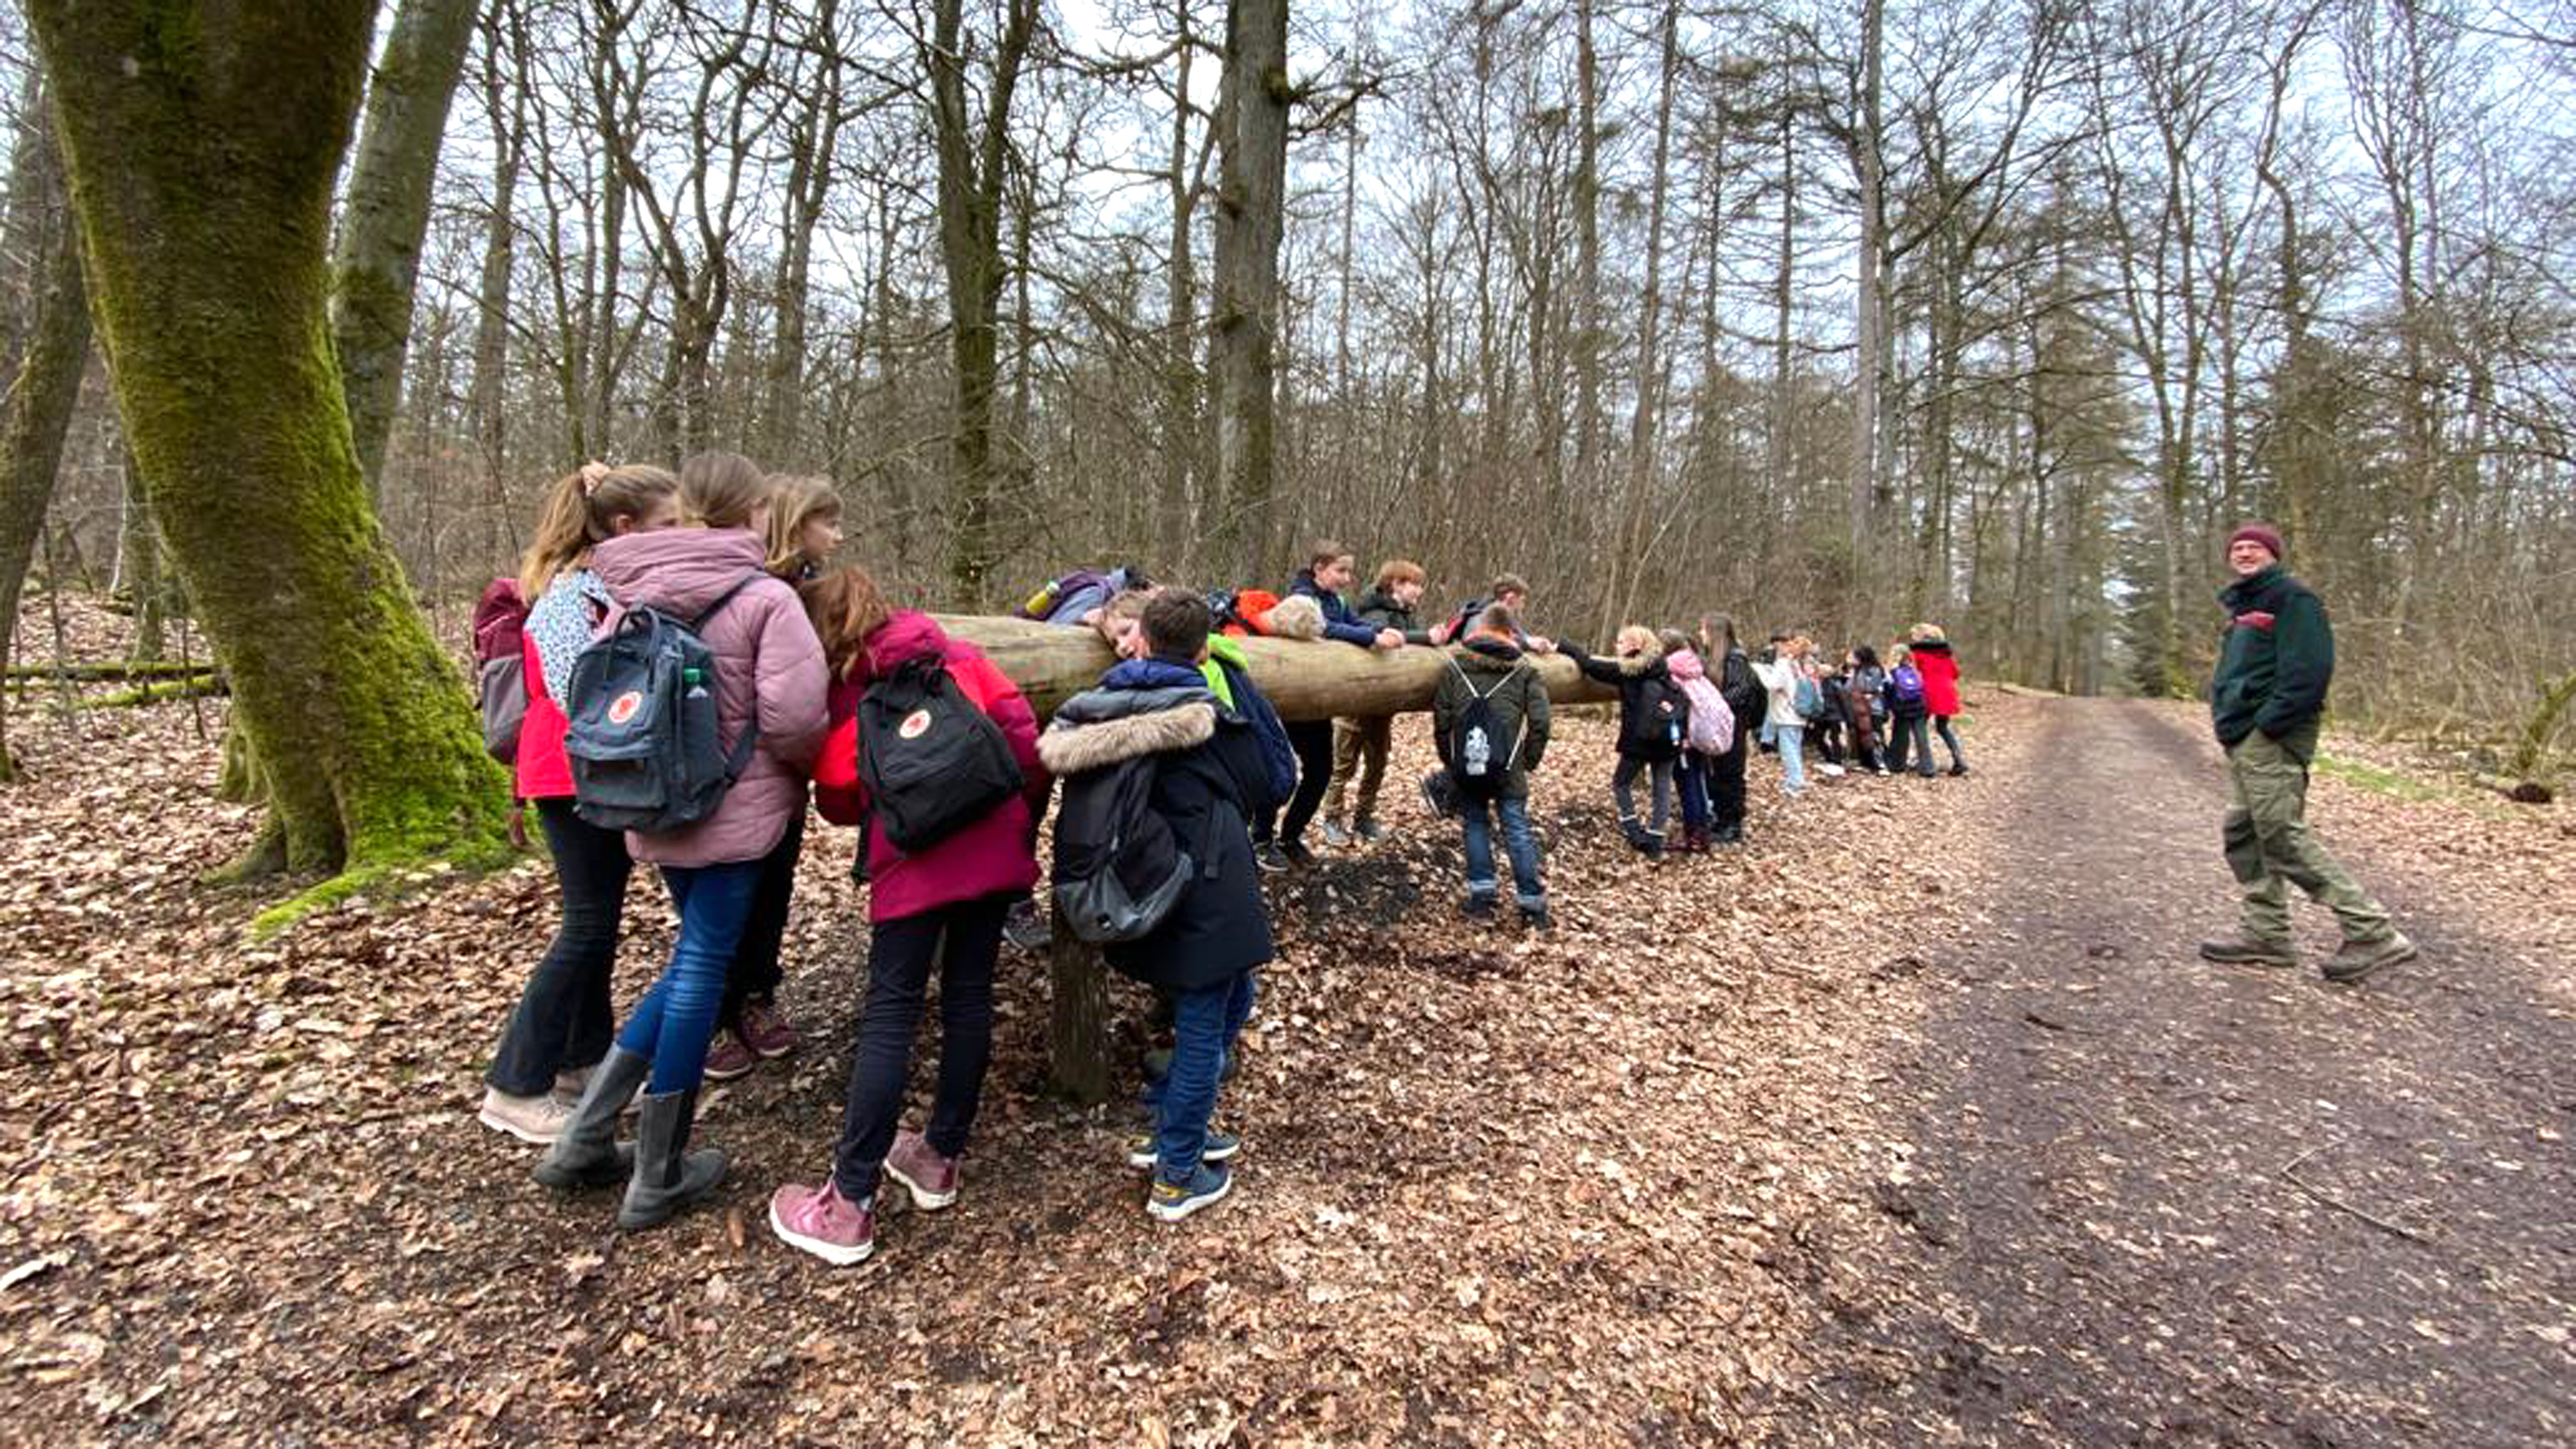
[517,462,680,598]
[679,450,769,531]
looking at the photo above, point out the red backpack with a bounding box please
[471,577,531,763]
[1210,588,1283,637]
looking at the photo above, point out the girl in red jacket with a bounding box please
[478,464,679,1146]
[770,567,1051,1267]
[1909,623,1969,776]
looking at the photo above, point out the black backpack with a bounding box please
[1444,655,1522,801]
[1051,753,1218,943]
[1626,674,1685,760]
[857,655,1025,854]
[562,574,763,833]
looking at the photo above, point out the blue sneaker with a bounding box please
[1126,1128,1240,1171]
[1147,1161,1233,1222]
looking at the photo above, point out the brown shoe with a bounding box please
[2323,932,2415,983]
[2198,936,2297,969]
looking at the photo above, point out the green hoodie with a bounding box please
[1199,633,1247,709]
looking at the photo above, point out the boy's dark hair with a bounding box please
[1490,572,1530,599]
[1474,603,1517,637]
[1855,643,1882,667]
[1141,587,1212,660]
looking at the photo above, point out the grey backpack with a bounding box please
[562,574,765,833]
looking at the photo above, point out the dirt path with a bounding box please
[1791,700,2576,1446]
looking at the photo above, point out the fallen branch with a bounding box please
[82,675,229,708]
[3,660,211,681]
[2276,1137,2431,1244]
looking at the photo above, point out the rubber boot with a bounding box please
[619,1087,728,1230]
[533,1046,646,1190]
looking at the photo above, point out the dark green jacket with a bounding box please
[2211,565,2333,753]
[1355,586,1434,646]
[1434,636,1551,799]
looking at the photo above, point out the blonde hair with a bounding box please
[679,451,769,530]
[763,475,843,576]
[1372,558,1426,592]
[1910,621,1947,644]
[1092,588,1152,645]
[517,462,679,598]
[800,565,894,681]
[1614,625,1658,656]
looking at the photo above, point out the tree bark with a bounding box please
[1849,0,1887,559]
[1211,0,1289,576]
[329,0,482,503]
[0,103,91,783]
[28,0,508,894]
[926,0,1040,605]
[932,614,1614,724]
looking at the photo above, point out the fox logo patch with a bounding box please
[2234,611,2277,632]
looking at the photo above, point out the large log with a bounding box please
[932,614,1615,722]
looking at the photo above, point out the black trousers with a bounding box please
[829,894,1011,1198]
[1266,718,1336,847]
[1710,739,1749,832]
[486,800,632,1096]
[720,808,805,1028]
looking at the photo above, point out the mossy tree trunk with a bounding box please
[28,0,508,887]
[330,0,482,502]
[0,105,89,783]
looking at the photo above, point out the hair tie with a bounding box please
[578,460,612,496]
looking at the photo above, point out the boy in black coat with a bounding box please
[1037,590,1277,1221]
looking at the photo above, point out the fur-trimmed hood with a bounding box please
[1040,700,1216,775]
[1263,593,1325,641]
[1613,647,1664,676]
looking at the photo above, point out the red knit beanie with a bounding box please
[2228,524,2284,561]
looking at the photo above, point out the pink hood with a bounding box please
[591,529,828,867]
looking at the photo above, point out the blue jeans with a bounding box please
[1461,794,1545,909]
[1677,753,1710,833]
[615,859,762,1093]
[1776,724,1808,793]
[1156,969,1258,1183]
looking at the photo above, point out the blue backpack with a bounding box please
[561,574,765,833]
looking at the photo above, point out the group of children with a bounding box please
[474,490,1968,1265]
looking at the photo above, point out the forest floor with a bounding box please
[1,596,2570,1447]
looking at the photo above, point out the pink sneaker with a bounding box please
[736,997,799,1059]
[702,1031,758,1083]
[768,1178,875,1266]
[883,1130,960,1210]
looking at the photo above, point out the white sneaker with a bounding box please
[1819,763,1846,777]
[478,1087,572,1145]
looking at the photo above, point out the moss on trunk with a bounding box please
[29,1,508,928]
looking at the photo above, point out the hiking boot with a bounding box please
[2323,932,2416,984]
[1002,898,1051,950]
[1254,842,1291,873]
[1355,816,1385,843]
[702,1030,759,1083]
[1126,1127,1240,1171]
[478,1086,571,1146]
[1280,840,1318,869]
[533,1046,647,1190]
[1462,894,1498,920]
[768,1177,876,1267]
[737,997,798,1059]
[884,1130,961,1210]
[1147,1161,1234,1223]
[1643,832,1667,861]
[2198,935,2298,969]
[551,1065,592,1105]
[1947,763,1970,777]
[1517,903,1551,932]
[1320,819,1353,849]
[619,1087,727,1230]
[1619,818,1650,851]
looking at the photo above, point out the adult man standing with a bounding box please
[2198,525,2415,982]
